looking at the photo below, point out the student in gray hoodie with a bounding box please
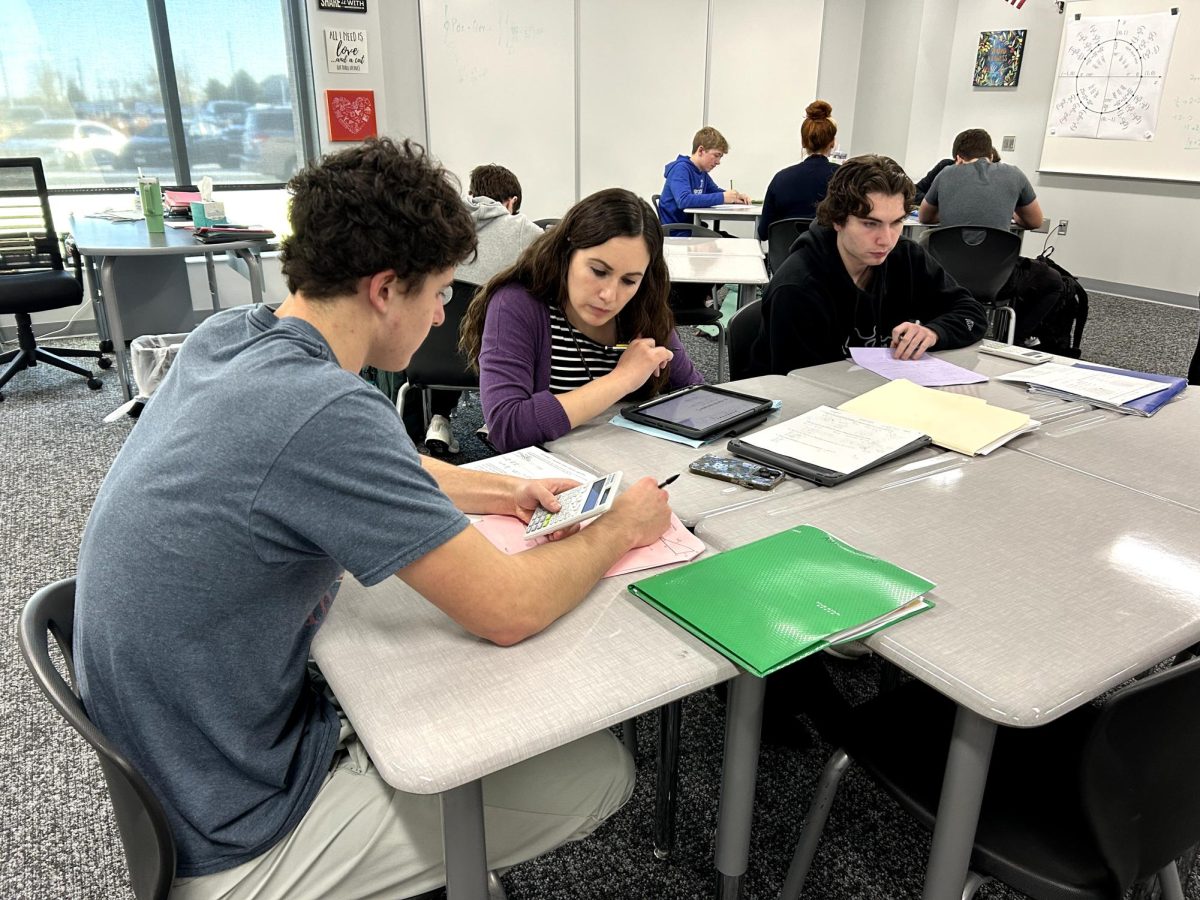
[417,165,545,454]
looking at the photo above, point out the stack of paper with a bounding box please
[849,347,988,387]
[838,379,1036,456]
[997,362,1186,416]
[628,525,935,676]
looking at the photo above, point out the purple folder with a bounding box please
[1073,363,1187,416]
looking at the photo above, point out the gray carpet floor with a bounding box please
[2,291,1198,899]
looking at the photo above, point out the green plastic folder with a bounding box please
[628,525,935,677]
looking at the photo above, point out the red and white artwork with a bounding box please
[326,90,377,142]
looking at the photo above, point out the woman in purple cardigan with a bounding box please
[460,188,703,452]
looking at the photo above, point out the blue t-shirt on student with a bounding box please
[74,304,468,877]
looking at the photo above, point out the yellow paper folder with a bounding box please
[838,379,1033,456]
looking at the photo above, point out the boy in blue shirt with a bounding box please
[658,125,750,226]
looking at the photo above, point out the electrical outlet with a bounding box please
[1057,219,1069,236]
[1002,135,1016,152]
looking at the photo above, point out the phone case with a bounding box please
[688,456,783,490]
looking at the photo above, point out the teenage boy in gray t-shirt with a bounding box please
[918,128,1044,231]
[75,137,672,899]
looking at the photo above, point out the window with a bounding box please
[0,0,314,191]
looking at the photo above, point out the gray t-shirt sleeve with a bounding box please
[1015,169,1036,207]
[924,171,941,207]
[251,387,469,586]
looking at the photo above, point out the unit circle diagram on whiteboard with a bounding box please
[1047,10,1179,141]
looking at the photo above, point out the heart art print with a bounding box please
[326,90,378,142]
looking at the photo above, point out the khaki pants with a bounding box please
[170,720,634,900]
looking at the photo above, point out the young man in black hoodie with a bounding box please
[745,154,986,377]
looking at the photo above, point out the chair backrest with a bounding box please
[1080,652,1200,893]
[0,157,66,276]
[726,298,763,381]
[651,193,662,213]
[18,577,176,900]
[660,222,720,239]
[922,225,1021,304]
[533,218,559,230]
[405,279,482,391]
[766,217,812,276]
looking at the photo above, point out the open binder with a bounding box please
[728,405,931,486]
[628,525,935,677]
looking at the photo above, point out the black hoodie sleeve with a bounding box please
[761,275,848,373]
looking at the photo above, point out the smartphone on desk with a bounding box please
[688,455,784,491]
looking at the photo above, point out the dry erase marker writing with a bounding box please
[658,474,680,489]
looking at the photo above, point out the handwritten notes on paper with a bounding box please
[472,512,704,578]
[849,348,987,387]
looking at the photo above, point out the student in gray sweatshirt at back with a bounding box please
[415,164,545,454]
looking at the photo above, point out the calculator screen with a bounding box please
[581,478,606,512]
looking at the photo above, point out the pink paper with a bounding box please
[850,347,987,386]
[472,512,703,577]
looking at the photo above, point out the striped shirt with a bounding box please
[548,307,622,394]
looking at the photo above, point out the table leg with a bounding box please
[715,673,765,900]
[442,779,489,900]
[204,255,222,314]
[98,258,134,402]
[82,254,113,353]
[653,699,683,859]
[233,248,265,304]
[921,706,997,900]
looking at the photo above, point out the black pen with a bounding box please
[658,474,680,489]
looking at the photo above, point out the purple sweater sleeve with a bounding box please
[478,285,572,452]
[666,328,705,389]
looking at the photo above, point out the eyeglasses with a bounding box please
[437,284,453,306]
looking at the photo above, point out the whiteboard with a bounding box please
[577,0,707,203]
[1039,0,1200,182]
[419,0,577,218]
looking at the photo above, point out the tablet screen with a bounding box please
[635,388,765,432]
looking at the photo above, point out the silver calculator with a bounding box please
[524,472,623,539]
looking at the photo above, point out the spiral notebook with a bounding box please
[628,525,935,676]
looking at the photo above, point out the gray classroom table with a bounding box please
[310,568,737,900]
[697,450,1200,899]
[69,216,269,401]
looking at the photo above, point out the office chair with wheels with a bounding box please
[0,157,111,401]
[780,654,1200,900]
[18,577,176,900]
[766,217,812,276]
[726,298,763,382]
[397,280,481,432]
[921,225,1022,344]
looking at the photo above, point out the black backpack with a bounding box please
[1032,250,1089,358]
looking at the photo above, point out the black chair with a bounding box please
[0,157,110,400]
[532,218,559,230]
[921,225,1022,344]
[766,217,812,276]
[780,656,1200,900]
[18,577,176,900]
[397,279,480,430]
[726,298,763,381]
[651,193,662,215]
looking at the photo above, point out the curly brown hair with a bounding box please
[815,154,915,227]
[280,137,477,299]
[459,187,675,398]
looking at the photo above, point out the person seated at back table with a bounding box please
[658,125,751,230]
[417,162,545,456]
[743,154,986,377]
[918,128,1043,231]
[75,138,670,900]
[460,187,704,453]
[911,143,1000,205]
[757,100,840,241]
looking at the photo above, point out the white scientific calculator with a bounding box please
[977,339,1054,365]
[524,472,622,539]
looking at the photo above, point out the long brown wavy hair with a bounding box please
[459,187,676,398]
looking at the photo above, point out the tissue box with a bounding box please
[189,201,227,227]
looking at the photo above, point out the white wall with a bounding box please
[937,0,1200,302]
[817,0,865,155]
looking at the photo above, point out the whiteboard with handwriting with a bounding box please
[1040,0,1199,181]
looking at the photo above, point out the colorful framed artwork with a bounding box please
[974,30,1027,87]
[325,90,377,142]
